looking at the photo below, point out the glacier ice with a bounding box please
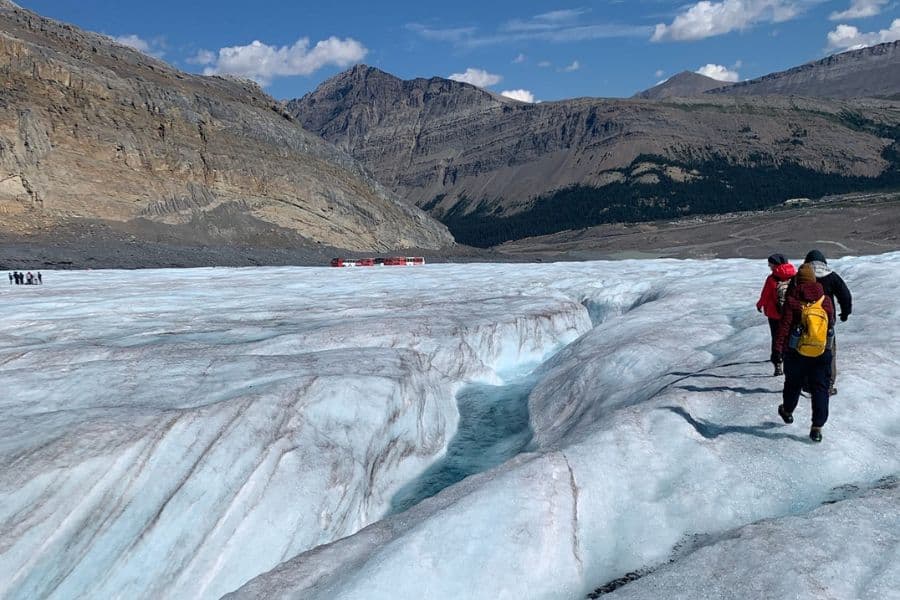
[2,256,899,599]
[0,265,587,599]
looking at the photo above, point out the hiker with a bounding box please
[772,263,834,442]
[25,272,33,285]
[37,272,42,284]
[802,250,851,395]
[756,253,796,375]
[14,271,21,285]
[7,272,12,285]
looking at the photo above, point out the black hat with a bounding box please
[767,253,787,265]
[805,250,827,264]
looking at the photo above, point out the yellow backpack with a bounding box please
[797,297,829,357]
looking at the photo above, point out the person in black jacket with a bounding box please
[803,250,851,395]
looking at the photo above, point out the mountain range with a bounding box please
[291,44,900,246]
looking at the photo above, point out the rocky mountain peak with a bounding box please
[289,66,505,154]
[634,71,730,99]
[300,64,500,107]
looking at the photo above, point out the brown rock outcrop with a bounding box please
[0,1,454,252]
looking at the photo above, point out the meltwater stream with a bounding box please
[390,370,539,514]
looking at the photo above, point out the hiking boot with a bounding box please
[828,386,837,396]
[778,404,794,424]
[809,427,823,443]
[773,363,784,376]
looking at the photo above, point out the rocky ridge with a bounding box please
[0,1,454,253]
[712,40,900,99]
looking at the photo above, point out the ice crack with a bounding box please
[561,451,583,574]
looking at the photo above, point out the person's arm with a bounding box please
[774,299,796,356]
[757,276,774,312]
[823,295,835,326]
[832,273,852,319]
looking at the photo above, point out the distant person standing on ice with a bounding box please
[756,253,796,376]
[37,272,42,284]
[7,272,11,285]
[802,250,851,396]
[773,263,835,443]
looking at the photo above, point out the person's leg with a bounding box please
[782,352,803,415]
[810,351,832,429]
[829,333,837,391]
[768,319,782,374]
[768,318,779,356]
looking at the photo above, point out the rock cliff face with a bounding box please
[291,65,900,245]
[712,41,900,99]
[0,1,453,252]
[633,71,726,99]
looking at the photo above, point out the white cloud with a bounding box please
[112,34,166,58]
[537,60,552,68]
[187,49,216,65]
[513,53,527,63]
[652,1,806,42]
[406,10,649,48]
[448,67,503,87]
[501,89,536,102]
[535,9,590,24]
[503,9,589,32]
[513,23,652,44]
[696,63,741,81]
[826,18,900,51]
[561,60,581,72]
[114,34,150,53]
[200,37,367,85]
[655,69,666,78]
[405,23,477,42]
[830,0,889,20]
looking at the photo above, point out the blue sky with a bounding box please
[19,1,900,101]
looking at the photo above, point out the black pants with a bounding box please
[829,334,837,387]
[783,350,832,427]
[768,318,780,363]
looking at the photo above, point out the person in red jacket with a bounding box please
[772,263,835,443]
[756,253,797,376]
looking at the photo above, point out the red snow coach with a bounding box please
[330,256,426,267]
